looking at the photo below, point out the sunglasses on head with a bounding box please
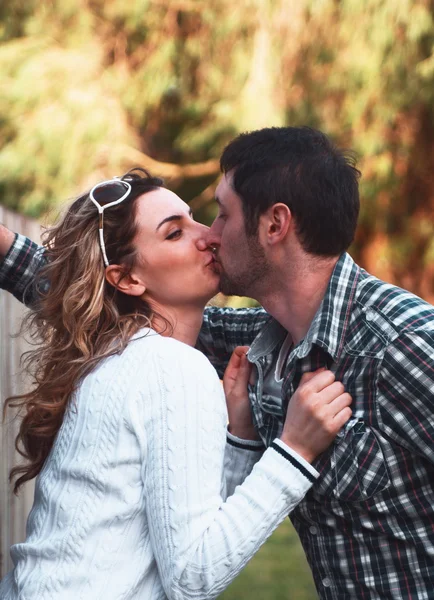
[89,177,132,267]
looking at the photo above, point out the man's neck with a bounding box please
[260,256,339,346]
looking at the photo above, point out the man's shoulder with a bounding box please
[354,269,434,335]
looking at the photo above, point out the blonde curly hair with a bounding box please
[5,168,167,493]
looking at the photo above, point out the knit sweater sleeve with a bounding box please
[141,341,318,600]
[222,431,265,499]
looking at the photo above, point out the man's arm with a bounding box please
[0,227,46,306]
[198,306,270,378]
[378,329,434,463]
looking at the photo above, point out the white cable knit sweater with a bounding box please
[0,329,318,600]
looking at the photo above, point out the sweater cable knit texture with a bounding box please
[0,329,317,600]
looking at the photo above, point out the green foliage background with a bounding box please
[2,1,434,596]
[2,0,434,300]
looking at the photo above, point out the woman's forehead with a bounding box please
[136,188,189,227]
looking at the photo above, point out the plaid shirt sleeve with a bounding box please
[197,306,270,378]
[378,329,434,464]
[0,233,46,306]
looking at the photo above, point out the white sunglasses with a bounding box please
[89,177,132,267]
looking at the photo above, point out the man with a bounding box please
[1,126,434,599]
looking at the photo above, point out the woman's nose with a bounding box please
[196,237,208,251]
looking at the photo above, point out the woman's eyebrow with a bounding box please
[156,209,193,231]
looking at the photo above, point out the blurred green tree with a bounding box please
[1,0,434,298]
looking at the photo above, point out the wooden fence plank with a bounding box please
[0,207,42,579]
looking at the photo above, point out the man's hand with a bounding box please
[281,370,352,463]
[223,346,259,441]
[0,224,15,260]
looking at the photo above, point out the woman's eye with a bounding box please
[166,229,182,240]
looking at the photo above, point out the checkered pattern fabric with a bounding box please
[1,239,434,599]
[200,254,434,599]
[0,233,47,304]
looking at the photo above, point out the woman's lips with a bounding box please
[204,255,221,274]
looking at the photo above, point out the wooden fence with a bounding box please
[0,206,41,579]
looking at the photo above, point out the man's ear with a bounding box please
[105,265,146,297]
[261,203,292,245]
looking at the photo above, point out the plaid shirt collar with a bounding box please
[303,252,361,361]
[249,252,361,363]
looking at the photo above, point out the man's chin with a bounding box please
[213,263,245,296]
[218,276,242,297]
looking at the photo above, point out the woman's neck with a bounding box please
[151,305,204,347]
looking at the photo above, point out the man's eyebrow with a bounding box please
[214,196,223,207]
[156,209,193,231]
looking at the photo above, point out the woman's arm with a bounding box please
[222,431,265,498]
[221,346,265,497]
[143,346,319,600]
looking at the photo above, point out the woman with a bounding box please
[0,169,351,599]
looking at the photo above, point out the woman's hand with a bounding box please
[280,370,352,464]
[223,346,259,441]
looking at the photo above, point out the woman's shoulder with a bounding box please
[82,329,219,399]
[123,328,219,381]
[120,330,222,418]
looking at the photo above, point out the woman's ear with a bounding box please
[105,265,146,297]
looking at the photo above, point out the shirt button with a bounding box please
[365,308,374,321]
[322,577,332,587]
[309,526,318,534]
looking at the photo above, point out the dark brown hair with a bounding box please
[220,126,361,256]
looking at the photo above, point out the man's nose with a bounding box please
[195,222,212,251]
[203,220,221,250]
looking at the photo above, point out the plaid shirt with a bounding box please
[2,237,434,599]
[0,233,47,304]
